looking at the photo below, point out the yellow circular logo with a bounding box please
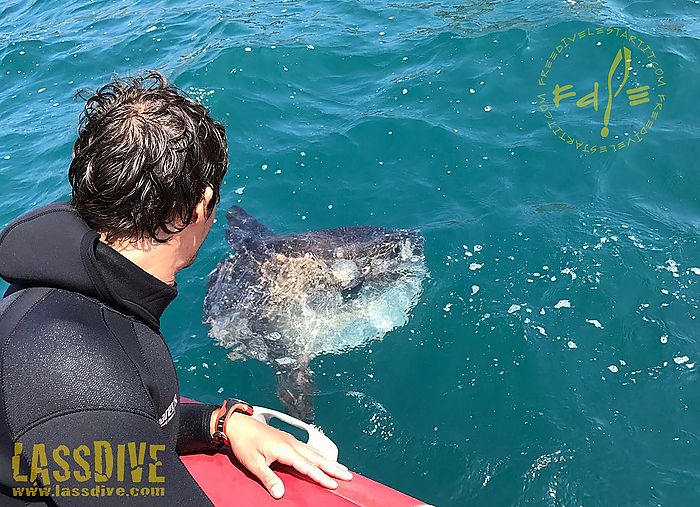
[537,26,667,154]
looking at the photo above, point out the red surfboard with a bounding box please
[179,399,430,507]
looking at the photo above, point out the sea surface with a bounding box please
[2,1,700,505]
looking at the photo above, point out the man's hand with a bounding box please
[218,412,353,498]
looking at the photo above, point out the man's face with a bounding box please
[180,204,216,270]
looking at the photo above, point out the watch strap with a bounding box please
[211,398,254,448]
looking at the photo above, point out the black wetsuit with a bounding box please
[0,203,218,505]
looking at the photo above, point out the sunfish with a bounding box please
[203,206,427,422]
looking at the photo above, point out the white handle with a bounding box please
[251,406,339,462]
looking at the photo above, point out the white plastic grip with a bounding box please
[251,406,339,462]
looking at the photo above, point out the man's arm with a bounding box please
[176,403,218,454]
[176,399,353,499]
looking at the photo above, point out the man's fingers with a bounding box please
[247,456,285,499]
[293,443,353,481]
[277,448,339,489]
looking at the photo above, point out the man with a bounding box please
[0,71,351,505]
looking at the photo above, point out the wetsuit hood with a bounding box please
[0,202,177,329]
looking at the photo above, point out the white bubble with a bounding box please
[402,88,408,95]
[567,341,577,349]
[561,267,577,280]
[586,319,604,329]
[145,25,157,33]
[234,186,245,195]
[484,105,492,112]
[554,299,571,309]
[469,262,483,271]
[470,285,480,296]
[244,47,252,52]
[507,304,521,314]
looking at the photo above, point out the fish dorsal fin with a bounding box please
[226,206,273,250]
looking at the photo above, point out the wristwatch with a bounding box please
[211,398,254,448]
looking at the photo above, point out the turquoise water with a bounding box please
[2,1,700,505]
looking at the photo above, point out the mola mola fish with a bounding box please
[203,206,427,422]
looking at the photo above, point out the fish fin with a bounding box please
[226,206,273,249]
[276,361,315,423]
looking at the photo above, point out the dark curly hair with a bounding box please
[69,71,228,243]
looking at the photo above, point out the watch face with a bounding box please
[226,398,253,415]
[212,431,228,446]
[234,403,254,416]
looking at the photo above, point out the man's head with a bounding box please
[69,71,228,277]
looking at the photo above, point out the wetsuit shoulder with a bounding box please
[0,287,156,438]
[0,287,213,505]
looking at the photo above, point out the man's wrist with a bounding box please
[175,402,221,454]
[210,398,255,447]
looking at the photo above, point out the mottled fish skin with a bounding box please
[204,205,427,422]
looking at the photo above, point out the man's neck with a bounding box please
[100,235,180,286]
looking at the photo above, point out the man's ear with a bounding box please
[194,186,215,224]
